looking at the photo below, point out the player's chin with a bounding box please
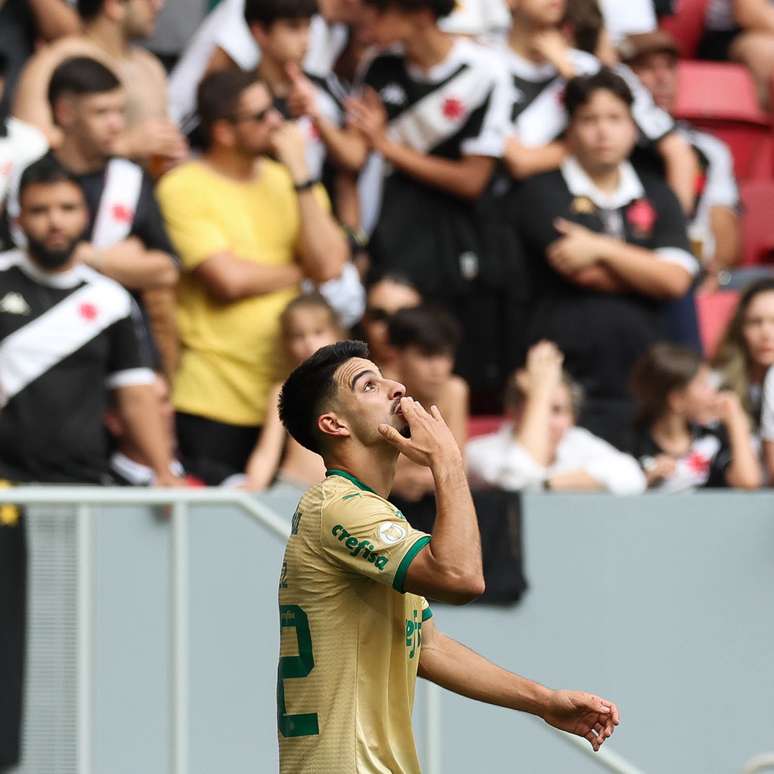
[390,413,411,438]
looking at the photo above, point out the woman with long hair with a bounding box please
[713,278,774,480]
[632,342,761,492]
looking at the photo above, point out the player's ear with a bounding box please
[318,412,351,440]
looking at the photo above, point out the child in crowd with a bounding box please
[243,293,344,493]
[387,305,468,502]
[466,341,646,494]
[359,271,422,376]
[631,343,761,492]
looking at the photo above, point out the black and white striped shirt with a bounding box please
[0,250,154,483]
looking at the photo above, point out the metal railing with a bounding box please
[3,487,643,774]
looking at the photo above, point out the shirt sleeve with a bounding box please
[156,167,231,270]
[460,67,511,158]
[105,299,155,389]
[320,489,431,592]
[700,135,740,210]
[132,174,179,261]
[569,429,647,495]
[648,183,699,276]
[466,433,546,491]
[760,367,774,441]
[616,64,674,144]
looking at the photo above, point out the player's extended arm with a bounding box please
[418,619,620,752]
[378,398,484,604]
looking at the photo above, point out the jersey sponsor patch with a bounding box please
[331,523,390,570]
[378,521,407,545]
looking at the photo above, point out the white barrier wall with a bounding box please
[9,491,774,773]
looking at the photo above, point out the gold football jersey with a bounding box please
[278,469,433,773]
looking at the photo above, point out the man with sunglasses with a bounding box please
[157,68,348,482]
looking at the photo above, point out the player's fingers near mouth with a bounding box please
[429,404,444,422]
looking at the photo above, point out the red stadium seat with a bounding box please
[740,181,774,265]
[468,415,504,438]
[660,0,710,59]
[674,62,773,181]
[695,291,740,356]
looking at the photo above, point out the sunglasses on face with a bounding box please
[229,105,274,124]
[365,307,391,322]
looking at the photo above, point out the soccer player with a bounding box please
[276,340,620,773]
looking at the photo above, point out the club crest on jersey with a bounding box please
[331,524,390,570]
[111,203,134,223]
[381,83,407,106]
[0,292,30,315]
[79,303,99,321]
[442,97,465,121]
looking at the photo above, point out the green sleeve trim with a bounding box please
[392,536,431,593]
[422,606,433,622]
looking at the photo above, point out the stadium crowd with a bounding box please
[1,0,773,500]
[3,0,774,768]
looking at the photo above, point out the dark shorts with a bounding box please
[175,412,261,485]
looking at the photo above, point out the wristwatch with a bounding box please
[293,177,319,192]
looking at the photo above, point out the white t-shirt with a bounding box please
[0,117,48,209]
[760,366,774,442]
[466,423,647,495]
[439,0,511,45]
[597,0,657,43]
[168,0,348,128]
[678,124,739,262]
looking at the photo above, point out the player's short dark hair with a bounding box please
[196,69,263,148]
[388,305,461,356]
[77,0,106,22]
[48,57,121,112]
[18,154,84,202]
[244,0,318,27]
[564,68,634,120]
[361,0,455,21]
[279,340,369,454]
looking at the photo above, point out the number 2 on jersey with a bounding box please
[277,604,319,737]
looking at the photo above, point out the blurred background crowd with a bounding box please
[1,0,774,505]
[4,0,774,769]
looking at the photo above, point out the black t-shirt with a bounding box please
[514,160,696,403]
[361,39,509,296]
[634,424,732,490]
[74,165,177,256]
[0,251,154,483]
[0,0,37,114]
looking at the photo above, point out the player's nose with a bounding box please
[387,380,405,400]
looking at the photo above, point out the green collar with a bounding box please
[326,468,377,494]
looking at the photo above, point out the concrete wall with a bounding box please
[16,493,774,773]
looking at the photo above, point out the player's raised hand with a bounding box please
[377,397,461,469]
[542,690,620,752]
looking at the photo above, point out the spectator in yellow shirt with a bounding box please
[157,68,348,481]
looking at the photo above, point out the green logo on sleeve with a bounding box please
[331,524,389,570]
[405,609,423,659]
